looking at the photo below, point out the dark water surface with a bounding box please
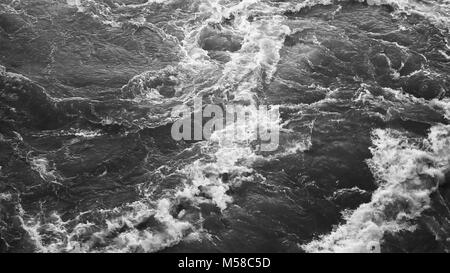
[1,0,450,253]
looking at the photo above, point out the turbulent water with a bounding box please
[0,0,450,253]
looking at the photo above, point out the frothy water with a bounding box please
[304,124,450,253]
[1,0,450,253]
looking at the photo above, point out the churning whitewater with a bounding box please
[0,0,450,253]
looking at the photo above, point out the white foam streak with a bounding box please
[280,0,450,29]
[0,193,12,201]
[432,98,450,120]
[174,0,288,212]
[303,124,450,253]
[29,157,63,186]
[19,198,192,253]
[101,199,191,253]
